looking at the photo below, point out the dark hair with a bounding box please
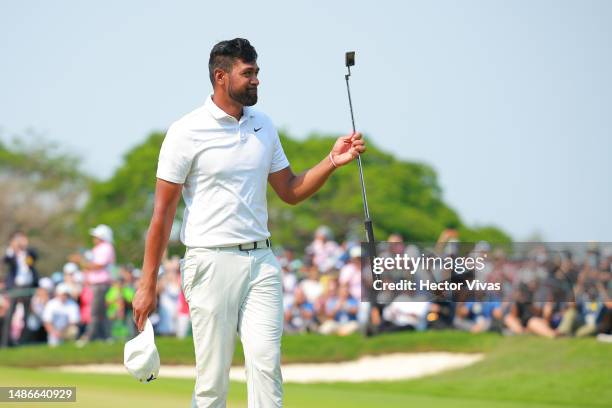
[208,38,257,84]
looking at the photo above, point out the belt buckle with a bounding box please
[238,242,256,251]
[238,239,270,251]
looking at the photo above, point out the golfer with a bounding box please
[132,38,366,408]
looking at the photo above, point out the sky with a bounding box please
[1,0,611,242]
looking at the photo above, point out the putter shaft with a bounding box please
[345,70,371,221]
[345,55,382,333]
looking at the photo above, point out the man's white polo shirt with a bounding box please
[156,95,290,248]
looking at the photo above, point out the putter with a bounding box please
[344,51,374,245]
[344,51,381,334]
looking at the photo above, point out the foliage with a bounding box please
[78,132,169,264]
[0,136,90,274]
[271,133,484,248]
[0,137,85,188]
[78,131,511,264]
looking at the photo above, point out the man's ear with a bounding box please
[214,68,227,86]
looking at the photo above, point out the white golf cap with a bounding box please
[63,262,79,275]
[89,224,114,243]
[315,225,333,240]
[38,277,54,292]
[55,283,70,296]
[349,246,362,258]
[124,319,160,382]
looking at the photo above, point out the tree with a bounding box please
[0,135,90,274]
[78,132,168,265]
[79,131,510,265]
[269,133,509,248]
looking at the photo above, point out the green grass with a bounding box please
[0,367,581,408]
[0,330,500,367]
[0,332,610,407]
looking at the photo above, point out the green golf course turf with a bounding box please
[0,332,610,407]
[0,330,499,367]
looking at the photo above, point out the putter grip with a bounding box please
[364,219,383,320]
[364,219,376,257]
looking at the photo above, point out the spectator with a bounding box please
[319,283,359,336]
[381,297,429,332]
[596,301,612,339]
[558,300,606,337]
[22,285,50,344]
[3,231,39,290]
[503,287,558,338]
[306,226,341,273]
[0,282,8,343]
[157,257,181,336]
[62,262,83,300]
[427,302,455,330]
[339,246,362,301]
[314,276,337,324]
[5,228,612,346]
[71,224,115,344]
[553,262,609,337]
[105,277,135,339]
[453,301,503,333]
[9,302,25,343]
[575,301,603,337]
[281,257,298,308]
[118,265,137,337]
[299,265,323,305]
[284,287,316,333]
[338,245,374,327]
[42,283,80,347]
[2,231,39,345]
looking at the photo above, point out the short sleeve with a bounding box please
[156,124,195,183]
[269,130,290,174]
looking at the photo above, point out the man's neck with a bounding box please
[212,93,243,120]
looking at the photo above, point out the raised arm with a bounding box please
[132,178,183,331]
[268,132,365,205]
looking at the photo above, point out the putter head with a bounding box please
[345,51,355,67]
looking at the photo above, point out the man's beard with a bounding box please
[228,81,258,106]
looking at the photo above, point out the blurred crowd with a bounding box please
[2,226,612,348]
[280,228,612,340]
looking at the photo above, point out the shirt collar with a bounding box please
[204,94,255,121]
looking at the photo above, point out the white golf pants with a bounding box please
[181,246,284,408]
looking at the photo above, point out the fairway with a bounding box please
[0,367,586,408]
[0,332,610,407]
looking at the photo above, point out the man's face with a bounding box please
[226,58,259,106]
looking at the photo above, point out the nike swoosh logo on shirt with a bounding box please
[254,127,263,132]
